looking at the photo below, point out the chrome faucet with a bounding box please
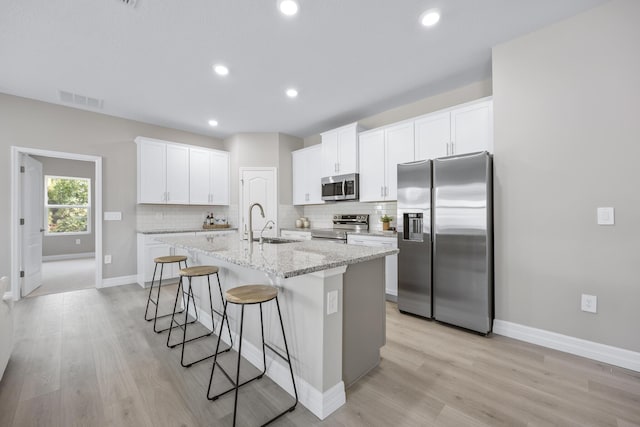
[247,202,265,243]
[259,219,275,245]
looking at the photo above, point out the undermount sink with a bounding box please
[253,237,299,244]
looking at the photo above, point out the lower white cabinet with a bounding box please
[280,229,312,240]
[346,234,398,299]
[137,233,194,286]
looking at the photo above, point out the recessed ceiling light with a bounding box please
[208,119,218,127]
[213,64,229,76]
[286,88,298,98]
[278,0,298,16]
[420,9,441,27]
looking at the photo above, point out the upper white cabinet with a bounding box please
[189,147,230,205]
[136,136,229,205]
[292,145,324,205]
[321,123,361,177]
[359,121,414,202]
[137,138,189,204]
[415,99,493,160]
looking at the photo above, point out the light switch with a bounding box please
[597,207,614,225]
[104,211,122,221]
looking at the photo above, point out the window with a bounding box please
[45,175,91,235]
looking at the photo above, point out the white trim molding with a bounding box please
[101,275,137,288]
[42,252,95,262]
[493,319,640,372]
[10,146,103,300]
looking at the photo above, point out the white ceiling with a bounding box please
[0,0,606,139]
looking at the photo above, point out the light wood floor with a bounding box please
[28,258,95,298]
[1,284,639,426]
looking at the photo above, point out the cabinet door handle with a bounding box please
[451,141,455,154]
[167,192,170,201]
[380,186,384,197]
[446,143,449,156]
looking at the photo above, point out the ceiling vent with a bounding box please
[118,0,138,7]
[59,90,104,110]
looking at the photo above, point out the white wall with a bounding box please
[492,0,640,352]
[0,93,223,279]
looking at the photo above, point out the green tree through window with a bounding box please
[45,176,91,234]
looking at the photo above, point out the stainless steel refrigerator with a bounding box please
[397,152,493,334]
[397,160,432,318]
[433,151,493,334]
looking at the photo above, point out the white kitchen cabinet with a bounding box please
[136,137,189,204]
[358,130,385,201]
[358,121,414,202]
[136,232,194,287]
[292,145,324,205]
[415,98,493,160]
[321,123,361,177]
[280,229,312,240]
[189,147,230,205]
[347,234,398,299]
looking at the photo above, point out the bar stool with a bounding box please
[166,265,233,367]
[207,285,298,427]
[144,255,189,333]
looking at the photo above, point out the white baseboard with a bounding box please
[43,252,95,262]
[493,319,640,372]
[192,306,345,420]
[101,275,138,288]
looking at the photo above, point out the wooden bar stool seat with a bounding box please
[144,255,188,333]
[207,284,298,426]
[166,265,233,367]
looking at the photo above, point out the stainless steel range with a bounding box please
[311,214,369,244]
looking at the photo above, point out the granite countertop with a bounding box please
[158,232,398,279]
[138,228,238,235]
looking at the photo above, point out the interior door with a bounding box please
[22,154,44,296]
[239,168,277,238]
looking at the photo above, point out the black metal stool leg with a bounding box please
[144,262,159,321]
[207,300,228,400]
[215,273,234,348]
[232,305,245,427]
[166,276,183,348]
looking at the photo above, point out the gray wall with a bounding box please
[493,0,640,352]
[0,93,223,280]
[31,155,96,257]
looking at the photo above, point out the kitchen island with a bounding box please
[159,233,398,420]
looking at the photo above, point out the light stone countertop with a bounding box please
[137,228,237,235]
[279,228,397,238]
[158,232,398,279]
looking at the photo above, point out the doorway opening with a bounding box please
[10,147,103,300]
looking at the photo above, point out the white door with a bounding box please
[337,125,358,174]
[239,168,277,238]
[415,112,451,160]
[165,144,190,204]
[189,147,212,205]
[321,131,339,177]
[384,121,415,201]
[138,140,166,203]
[210,151,230,205]
[358,130,385,202]
[451,101,494,155]
[22,155,44,296]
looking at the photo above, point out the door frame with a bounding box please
[10,146,103,301]
[238,167,278,236]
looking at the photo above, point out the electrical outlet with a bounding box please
[104,255,112,264]
[75,239,81,245]
[581,294,597,313]
[327,290,338,315]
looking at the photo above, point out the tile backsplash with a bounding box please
[136,205,231,231]
[302,201,397,230]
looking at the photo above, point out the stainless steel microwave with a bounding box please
[321,173,359,201]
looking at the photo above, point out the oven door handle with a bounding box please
[342,180,346,196]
